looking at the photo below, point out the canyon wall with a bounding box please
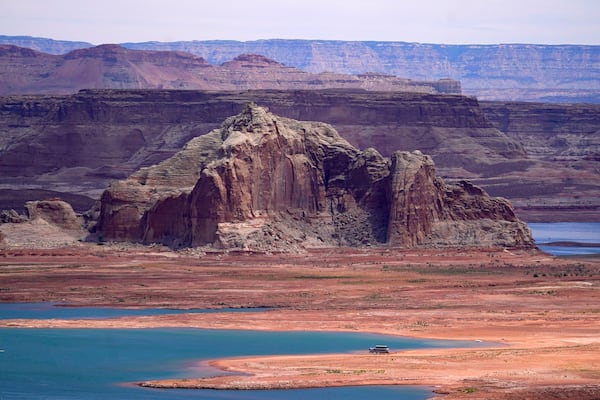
[0,89,520,196]
[480,101,600,221]
[1,90,598,221]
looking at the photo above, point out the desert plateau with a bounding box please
[0,16,599,400]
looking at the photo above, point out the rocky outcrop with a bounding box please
[1,199,83,229]
[0,44,460,95]
[0,209,28,224]
[25,199,83,231]
[386,152,530,247]
[99,104,533,250]
[0,198,87,249]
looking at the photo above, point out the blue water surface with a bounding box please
[0,327,449,399]
[529,222,600,256]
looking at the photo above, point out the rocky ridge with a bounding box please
[98,104,533,250]
[0,35,92,54]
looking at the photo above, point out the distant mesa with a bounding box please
[63,43,209,64]
[98,103,533,251]
[64,43,128,57]
[1,35,598,101]
[0,44,460,95]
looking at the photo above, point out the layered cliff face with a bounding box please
[99,104,533,250]
[0,89,521,183]
[479,101,600,221]
[3,89,597,221]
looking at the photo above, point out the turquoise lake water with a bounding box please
[3,222,594,398]
[0,299,487,400]
[0,326,455,399]
[529,222,600,256]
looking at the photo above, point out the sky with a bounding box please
[1,0,599,45]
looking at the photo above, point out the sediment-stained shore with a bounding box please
[1,245,599,399]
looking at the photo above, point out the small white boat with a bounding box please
[368,344,390,354]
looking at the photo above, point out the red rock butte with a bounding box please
[98,103,533,250]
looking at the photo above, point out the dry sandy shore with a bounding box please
[1,245,599,399]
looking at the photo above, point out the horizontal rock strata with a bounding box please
[1,89,598,221]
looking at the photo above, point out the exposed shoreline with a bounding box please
[1,245,599,399]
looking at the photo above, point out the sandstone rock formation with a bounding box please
[0,44,460,95]
[99,104,533,250]
[0,199,87,248]
[0,199,82,228]
[24,199,83,231]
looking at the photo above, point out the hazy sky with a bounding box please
[2,0,599,45]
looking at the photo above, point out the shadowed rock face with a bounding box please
[479,101,600,221]
[99,104,533,250]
